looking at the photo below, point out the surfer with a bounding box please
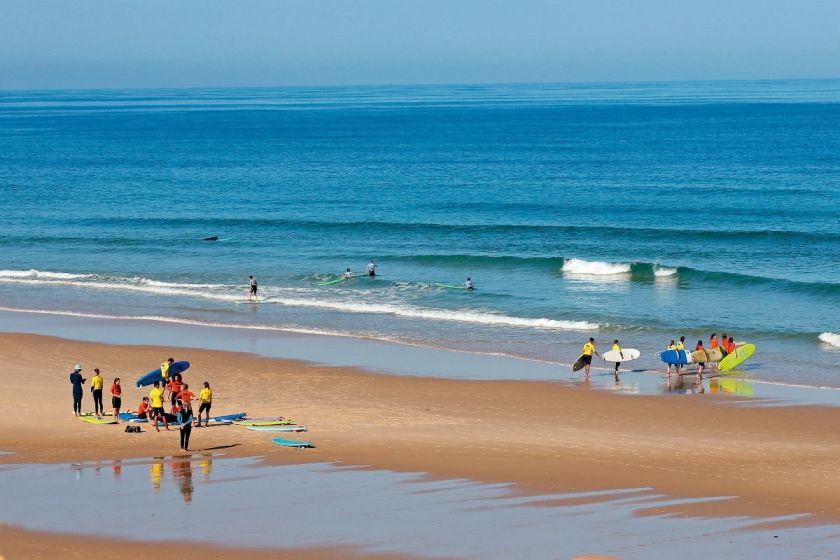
[720,333,728,356]
[69,364,86,417]
[464,277,474,291]
[177,383,196,412]
[177,402,194,450]
[676,336,687,373]
[666,340,678,374]
[694,340,706,377]
[91,368,104,417]
[160,357,175,382]
[196,381,212,428]
[166,374,183,410]
[149,381,169,432]
[248,275,258,302]
[726,336,736,355]
[366,260,377,277]
[110,377,122,423]
[610,339,622,377]
[203,235,219,241]
[341,268,355,279]
[581,338,599,378]
[710,333,720,350]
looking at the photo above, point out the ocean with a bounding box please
[1,80,838,389]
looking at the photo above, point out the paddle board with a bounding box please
[233,419,295,427]
[602,348,641,363]
[79,416,117,425]
[211,412,246,421]
[136,361,190,387]
[718,343,756,372]
[272,437,313,448]
[246,425,308,432]
[572,354,587,372]
[658,349,692,365]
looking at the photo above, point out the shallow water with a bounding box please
[0,455,838,559]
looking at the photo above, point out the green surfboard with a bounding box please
[718,343,756,372]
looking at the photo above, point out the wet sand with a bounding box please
[1,331,839,556]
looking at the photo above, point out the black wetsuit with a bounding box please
[178,411,194,450]
[70,371,85,414]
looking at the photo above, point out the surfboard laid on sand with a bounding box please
[233,419,295,427]
[246,425,308,432]
[272,437,313,448]
[658,349,692,365]
[136,361,190,387]
[572,354,587,372]
[211,412,246,422]
[79,416,117,425]
[602,348,641,363]
[718,343,756,372]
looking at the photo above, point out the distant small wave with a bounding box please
[819,332,840,348]
[0,269,93,280]
[653,266,678,277]
[562,259,631,275]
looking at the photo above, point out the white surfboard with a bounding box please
[602,348,641,363]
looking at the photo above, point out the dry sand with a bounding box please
[1,331,839,558]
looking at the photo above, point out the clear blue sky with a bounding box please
[2,0,839,89]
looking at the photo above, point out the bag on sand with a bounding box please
[124,425,141,433]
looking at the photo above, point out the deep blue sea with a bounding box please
[1,80,838,387]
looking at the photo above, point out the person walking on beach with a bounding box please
[666,340,678,375]
[177,402,194,451]
[111,377,122,422]
[197,381,212,427]
[726,336,736,355]
[464,277,474,291]
[248,275,258,302]
[720,333,728,356]
[694,340,706,377]
[676,336,687,373]
[150,380,169,432]
[610,339,622,377]
[90,368,105,417]
[581,337,599,378]
[710,333,720,350]
[69,364,86,416]
[366,260,377,277]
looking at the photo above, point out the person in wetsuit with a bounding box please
[69,364,86,416]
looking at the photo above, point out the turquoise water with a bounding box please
[1,81,838,386]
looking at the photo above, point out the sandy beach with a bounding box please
[1,329,839,555]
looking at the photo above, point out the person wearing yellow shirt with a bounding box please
[149,380,169,432]
[675,336,687,373]
[610,340,623,377]
[581,337,600,378]
[665,340,678,375]
[160,357,175,382]
[197,381,213,428]
[90,368,105,417]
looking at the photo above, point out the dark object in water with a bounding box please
[203,235,219,241]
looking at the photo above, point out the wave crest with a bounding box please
[653,266,678,277]
[0,269,92,280]
[819,332,840,348]
[562,258,631,275]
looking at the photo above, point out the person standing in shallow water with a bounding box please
[248,275,258,302]
[69,364,86,416]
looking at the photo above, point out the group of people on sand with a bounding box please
[577,332,738,380]
[69,358,214,451]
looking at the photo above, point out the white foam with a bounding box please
[0,269,92,280]
[819,332,840,348]
[653,266,678,277]
[562,258,631,275]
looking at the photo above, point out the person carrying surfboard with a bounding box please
[694,340,706,377]
[676,336,687,373]
[610,340,622,376]
[581,338,599,377]
[248,275,258,302]
[160,357,175,382]
[666,340,677,374]
[366,260,377,277]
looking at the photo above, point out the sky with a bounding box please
[1,0,839,89]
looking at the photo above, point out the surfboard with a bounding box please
[211,412,246,422]
[436,283,466,290]
[233,419,295,427]
[319,277,350,286]
[239,416,286,422]
[718,343,756,372]
[118,412,139,421]
[246,425,307,432]
[602,348,641,363]
[692,348,725,363]
[572,354,587,372]
[272,437,313,448]
[658,349,692,365]
[79,416,117,425]
[136,361,190,387]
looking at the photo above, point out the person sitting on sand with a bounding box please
[69,364,86,417]
[149,381,169,432]
[197,381,213,428]
[137,397,151,419]
[581,337,599,378]
[111,377,122,423]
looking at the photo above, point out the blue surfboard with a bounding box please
[211,412,247,421]
[135,361,190,387]
[272,437,313,448]
[658,350,691,365]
